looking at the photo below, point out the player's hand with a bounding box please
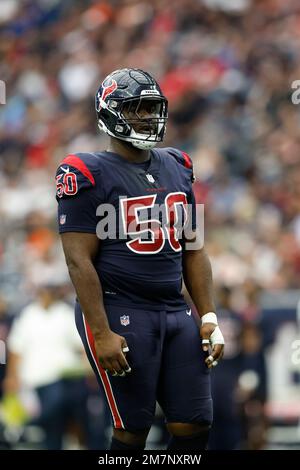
[94,330,132,377]
[200,322,225,369]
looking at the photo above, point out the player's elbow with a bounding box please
[64,254,88,277]
[65,258,90,289]
[183,246,205,262]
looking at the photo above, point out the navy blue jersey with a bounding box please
[56,148,196,310]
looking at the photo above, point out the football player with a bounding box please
[56,68,225,450]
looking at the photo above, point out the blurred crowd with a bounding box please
[0,0,300,449]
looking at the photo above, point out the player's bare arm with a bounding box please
[183,244,225,368]
[61,232,131,377]
[56,68,215,449]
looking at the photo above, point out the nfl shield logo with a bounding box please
[120,315,130,326]
[60,214,66,225]
[146,173,155,183]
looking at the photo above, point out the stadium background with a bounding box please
[0,0,299,449]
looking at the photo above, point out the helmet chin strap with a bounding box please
[98,120,159,150]
[131,140,157,150]
[128,127,159,150]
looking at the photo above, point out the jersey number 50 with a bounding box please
[120,193,188,254]
[56,172,78,197]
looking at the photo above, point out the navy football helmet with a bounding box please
[95,68,168,150]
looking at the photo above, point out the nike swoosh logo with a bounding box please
[186,309,192,316]
[60,166,69,173]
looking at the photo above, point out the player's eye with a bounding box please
[139,101,160,116]
[122,101,136,117]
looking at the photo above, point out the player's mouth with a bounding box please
[135,123,157,134]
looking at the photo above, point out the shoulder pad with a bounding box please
[165,147,195,182]
[55,153,96,199]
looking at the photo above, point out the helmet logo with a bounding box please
[97,79,118,111]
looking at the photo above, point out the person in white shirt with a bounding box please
[4,279,90,449]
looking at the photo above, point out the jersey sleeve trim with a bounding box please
[60,155,96,186]
[58,225,97,234]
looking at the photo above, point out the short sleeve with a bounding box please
[166,147,195,183]
[55,154,102,234]
[57,186,100,233]
[166,147,197,230]
[7,316,27,354]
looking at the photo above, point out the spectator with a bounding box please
[236,322,267,450]
[4,278,92,449]
[209,286,243,449]
[0,294,12,399]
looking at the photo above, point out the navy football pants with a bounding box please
[75,302,213,433]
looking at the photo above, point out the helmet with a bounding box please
[95,68,168,150]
